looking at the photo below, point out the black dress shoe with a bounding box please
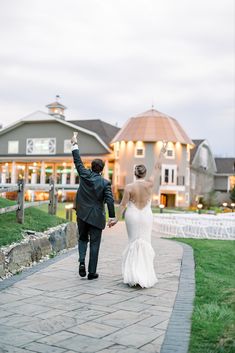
[88,273,99,280]
[79,263,86,277]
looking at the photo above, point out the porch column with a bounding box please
[104,160,109,179]
[1,172,6,184]
[12,161,16,184]
[62,171,67,185]
[40,161,46,184]
[31,172,37,184]
[70,166,75,185]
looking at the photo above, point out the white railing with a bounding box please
[153,213,235,239]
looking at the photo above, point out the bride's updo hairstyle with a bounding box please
[134,164,147,179]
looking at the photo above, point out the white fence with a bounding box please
[153,213,235,239]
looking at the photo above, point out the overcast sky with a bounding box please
[0,0,234,156]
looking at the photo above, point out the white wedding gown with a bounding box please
[122,201,158,288]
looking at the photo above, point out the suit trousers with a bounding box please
[77,217,102,274]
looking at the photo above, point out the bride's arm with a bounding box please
[148,161,158,185]
[108,185,130,227]
[117,185,130,219]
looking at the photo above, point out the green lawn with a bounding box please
[36,202,122,221]
[176,238,235,353]
[36,202,77,222]
[0,198,67,247]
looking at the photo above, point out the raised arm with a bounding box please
[148,160,159,185]
[71,135,91,179]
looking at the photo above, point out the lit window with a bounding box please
[8,141,19,154]
[64,140,71,153]
[230,176,235,190]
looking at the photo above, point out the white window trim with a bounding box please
[165,147,175,159]
[26,138,56,155]
[161,164,177,185]
[134,145,145,158]
[64,139,71,153]
[8,140,19,154]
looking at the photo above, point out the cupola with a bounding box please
[46,95,67,119]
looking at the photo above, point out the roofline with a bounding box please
[191,139,217,171]
[214,173,235,176]
[0,112,112,153]
[111,118,132,143]
[111,116,193,145]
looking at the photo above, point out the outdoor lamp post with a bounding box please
[159,204,165,214]
[222,202,228,212]
[231,203,235,212]
[65,204,73,221]
[197,203,203,214]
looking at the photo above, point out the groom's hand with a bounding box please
[107,218,118,228]
[71,135,78,145]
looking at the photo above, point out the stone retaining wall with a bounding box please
[0,222,78,278]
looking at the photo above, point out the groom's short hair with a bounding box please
[91,159,105,173]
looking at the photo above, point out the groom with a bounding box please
[71,134,116,280]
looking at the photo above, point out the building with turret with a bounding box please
[0,100,234,206]
[111,108,194,207]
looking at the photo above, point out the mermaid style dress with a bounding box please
[122,201,158,288]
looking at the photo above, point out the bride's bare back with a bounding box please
[114,163,158,222]
[129,180,153,209]
[120,179,154,210]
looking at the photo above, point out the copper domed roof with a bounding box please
[112,109,193,145]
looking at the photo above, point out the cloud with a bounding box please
[0,0,234,156]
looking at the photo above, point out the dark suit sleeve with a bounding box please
[72,148,91,179]
[104,180,115,218]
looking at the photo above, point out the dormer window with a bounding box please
[165,142,175,159]
[135,141,145,158]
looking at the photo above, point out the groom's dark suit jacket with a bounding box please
[72,148,115,230]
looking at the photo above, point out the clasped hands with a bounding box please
[107,218,118,228]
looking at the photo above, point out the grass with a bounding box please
[36,202,122,221]
[0,197,67,247]
[175,238,235,353]
[36,202,77,222]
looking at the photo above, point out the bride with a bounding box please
[112,164,158,288]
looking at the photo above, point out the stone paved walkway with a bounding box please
[0,222,194,353]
